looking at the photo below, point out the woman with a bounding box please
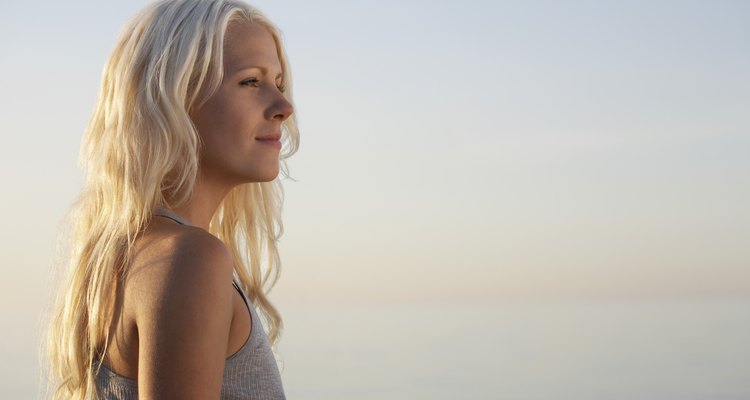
[46,0,299,398]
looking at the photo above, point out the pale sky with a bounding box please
[1,0,748,313]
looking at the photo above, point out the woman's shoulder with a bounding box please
[119,220,238,395]
[125,220,235,321]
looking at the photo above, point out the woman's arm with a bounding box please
[131,229,235,399]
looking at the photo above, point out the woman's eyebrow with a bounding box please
[231,65,283,79]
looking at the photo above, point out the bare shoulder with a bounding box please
[126,222,234,314]
[124,221,235,398]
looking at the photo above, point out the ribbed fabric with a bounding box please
[94,209,286,399]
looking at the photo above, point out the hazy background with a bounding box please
[1,0,748,398]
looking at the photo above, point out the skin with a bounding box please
[102,21,293,399]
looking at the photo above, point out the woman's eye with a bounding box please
[240,78,285,92]
[240,78,260,87]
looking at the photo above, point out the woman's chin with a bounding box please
[251,166,280,183]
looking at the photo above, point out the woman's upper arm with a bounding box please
[132,231,234,400]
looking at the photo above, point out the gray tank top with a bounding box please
[94,209,286,399]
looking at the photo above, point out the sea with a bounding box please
[5,297,749,399]
[277,297,750,400]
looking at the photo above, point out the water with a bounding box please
[6,297,750,399]
[277,297,750,400]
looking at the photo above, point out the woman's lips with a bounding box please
[256,135,281,149]
[256,133,281,140]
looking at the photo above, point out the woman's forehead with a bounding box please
[222,22,281,74]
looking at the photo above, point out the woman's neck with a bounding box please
[170,174,235,231]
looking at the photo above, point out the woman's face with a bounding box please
[191,21,293,186]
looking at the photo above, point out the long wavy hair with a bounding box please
[45,0,299,398]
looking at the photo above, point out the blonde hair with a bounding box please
[45,0,299,398]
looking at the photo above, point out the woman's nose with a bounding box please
[267,94,294,122]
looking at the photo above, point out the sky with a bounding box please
[0,0,749,397]
[0,0,748,312]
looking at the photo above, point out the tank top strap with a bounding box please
[153,208,193,226]
[232,278,252,311]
